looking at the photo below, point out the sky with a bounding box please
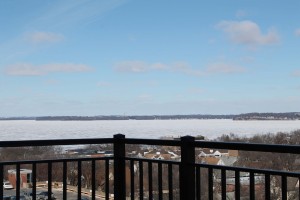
[1,0,300,117]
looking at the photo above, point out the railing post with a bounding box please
[180,136,195,200]
[114,134,126,200]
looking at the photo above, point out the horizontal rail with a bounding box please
[125,138,300,154]
[0,138,114,147]
[194,140,300,154]
[1,137,300,154]
[0,156,113,165]
[124,138,182,146]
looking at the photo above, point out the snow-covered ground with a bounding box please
[1,119,300,141]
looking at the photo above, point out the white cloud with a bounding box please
[295,29,300,37]
[216,20,279,47]
[114,61,203,76]
[114,61,148,73]
[171,62,204,76]
[292,70,300,77]
[114,61,169,73]
[151,62,168,70]
[5,63,93,76]
[26,31,64,44]
[205,62,246,74]
[114,60,245,76]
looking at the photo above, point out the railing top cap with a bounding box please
[0,135,300,154]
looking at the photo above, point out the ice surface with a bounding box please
[0,119,300,141]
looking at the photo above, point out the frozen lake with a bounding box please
[1,119,300,141]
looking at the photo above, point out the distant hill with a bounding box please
[1,112,299,121]
[233,112,300,120]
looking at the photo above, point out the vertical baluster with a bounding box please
[77,161,82,200]
[168,163,173,200]
[235,170,240,200]
[105,159,109,200]
[282,175,287,200]
[16,163,20,199]
[32,163,37,200]
[265,174,270,200]
[130,160,135,200]
[0,164,3,199]
[63,161,67,200]
[208,168,213,200]
[196,166,200,200]
[299,177,300,200]
[139,161,144,200]
[158,163,163,200]
[148,162,153,200]
[250,172,255,200]
[92,160,96,200]
[221,169,226,200]
[48,162,52,200]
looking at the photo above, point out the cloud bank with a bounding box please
[114,61,201,76]
[5,63,93,76]
[114,61,246,76]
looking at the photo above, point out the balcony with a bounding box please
[1,134,300,200]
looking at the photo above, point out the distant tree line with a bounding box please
[34,115,235,121]
[233,112,300,120]
[1,112,300,121]
[0,117,35,120]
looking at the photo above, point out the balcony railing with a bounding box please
[0,134,300,200]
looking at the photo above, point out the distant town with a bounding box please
[1,112,300,121]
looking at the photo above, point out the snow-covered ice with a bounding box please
[1,119,300,141]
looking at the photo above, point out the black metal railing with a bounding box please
[0,134,300,200]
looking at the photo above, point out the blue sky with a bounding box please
[1,0,300,116]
